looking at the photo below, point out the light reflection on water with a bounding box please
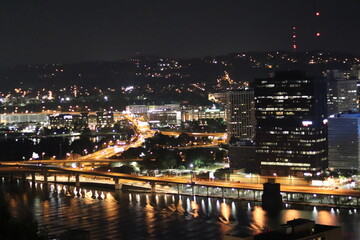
[1,182,359,240]
[220,202,231,224]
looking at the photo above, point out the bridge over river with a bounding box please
[0,163,359,208]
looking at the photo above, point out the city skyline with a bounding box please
[1,1,360,239]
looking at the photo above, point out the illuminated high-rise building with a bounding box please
[227,89,256,172]
[226,89,255,142]
[255,71,328,177]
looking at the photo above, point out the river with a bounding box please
[1,180,359,240]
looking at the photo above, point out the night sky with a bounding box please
[1,0,359,65]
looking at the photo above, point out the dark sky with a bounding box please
[0,0,359,65]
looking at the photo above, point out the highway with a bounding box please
[77,113,224,160]
[0,159,142,165]
[77,114,150,160]
[1,164,360,198]
[2,113,359,202]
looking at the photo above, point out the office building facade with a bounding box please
[324,70,358,116]
[255,71,328,176]
[328,113,360,172]
[226,89,255,142]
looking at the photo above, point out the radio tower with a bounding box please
[314,0,321,38]
[292,26,297,51]
[315,11,321,37]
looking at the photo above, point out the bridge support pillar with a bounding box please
[334,196,339,205]
[237,189,240,199]
[192,185,195,195]
[9,173,14,183]
[114,178,123,190]
[75,174,80,188]
[222,188,224,198]
[42,170,48,184]
[207,187,209,196]
[262,182,282,211]
[54,174,57,183]
[21,173,27,183]
[68,175,71,182]
[150,182,156,193]
[177,184,180,195]
[31,173,36,187]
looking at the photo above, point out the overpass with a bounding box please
[1,159,142,165]
[1,163,360,207]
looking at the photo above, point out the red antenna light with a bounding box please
[316,32,321,37]
[292,26,297,51]
[315,12,320,16]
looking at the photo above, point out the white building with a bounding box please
[0,113,49,124]
[181,105,226,122]
[126,104,180,115]
[126,104,181,127]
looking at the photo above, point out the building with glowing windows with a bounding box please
[254,71,328,177]
[180,105,226,122]
[226,89,256,172]
[0,113,49,124]
[226,89,255,142]
[324,69,358,116]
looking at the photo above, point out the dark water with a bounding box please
[1,181,359,240]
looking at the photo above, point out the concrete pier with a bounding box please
[150,182,156,192]
[75,174,80,187]
[262,181,283,211]
[114,178,123,190]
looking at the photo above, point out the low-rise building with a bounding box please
[48,113,89,129]
[0,113,49,124]
[225,218,341,240]
[126,103,181,115]
[148,110,180,127]
[126,104,182,127]
[181,105,226,122]
[96,111,114,127]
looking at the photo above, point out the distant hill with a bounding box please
[0,51,358,91]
